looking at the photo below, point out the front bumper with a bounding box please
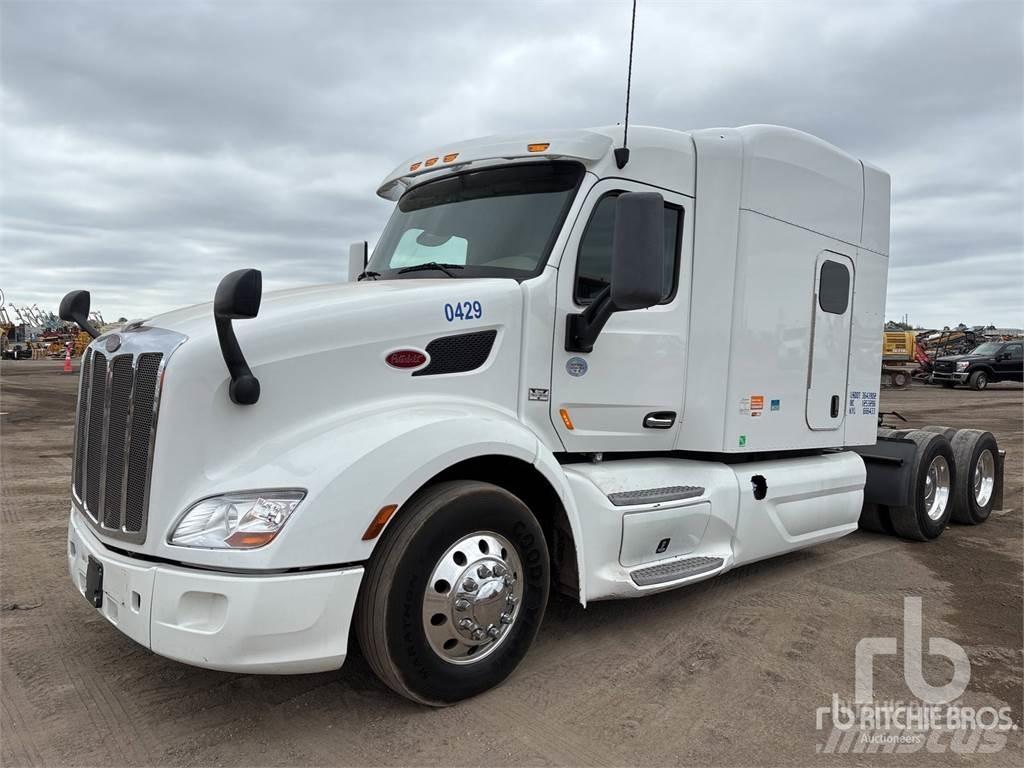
[67,510,363,674]
[930,370,969,383]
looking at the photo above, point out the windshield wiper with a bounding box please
[357,270,381,281]
[396,262,465,278]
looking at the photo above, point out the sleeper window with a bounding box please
[818,260,851,314]
[574,194,682,304]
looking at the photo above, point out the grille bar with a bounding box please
[70,328,182,544]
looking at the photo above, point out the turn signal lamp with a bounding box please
[527,143,550,153]
[559,408,574,430]
[362,505,398,541]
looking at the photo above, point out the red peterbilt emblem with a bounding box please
[385,349,428,369]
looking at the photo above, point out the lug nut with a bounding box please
[471,628,485,641]
[462,578,478,592]
[454,599,471,611]
[487,626,500,639]
[506,594,518,606]
[500,612,513,624]
[477,565,492,578]
[502,575,514,588]
[492,564,506,577]
[458,618,474,630]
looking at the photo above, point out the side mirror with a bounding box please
[610,192,665,311]
[59,290,101,339]
[348,241,368,282]
[214,269,262,405]
[565,191,664,352]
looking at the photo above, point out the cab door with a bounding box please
[550,180,692,452]
[806,251,855,430]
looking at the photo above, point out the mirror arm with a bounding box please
[214,315,260,405]
[565,286,616,353]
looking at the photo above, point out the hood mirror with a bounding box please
[214,269,262,405]
[59,290,101,339]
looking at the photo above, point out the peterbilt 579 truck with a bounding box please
[61,124,1004,705]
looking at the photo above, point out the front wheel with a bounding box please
[969,370,989,390]
[356,480,549,706]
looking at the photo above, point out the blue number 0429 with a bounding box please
[444,301,483,322]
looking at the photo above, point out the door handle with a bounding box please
[643,411,676,429]
[830,395,840,418]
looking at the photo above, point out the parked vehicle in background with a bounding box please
[2,342,33,360]
[931,341,1024,390]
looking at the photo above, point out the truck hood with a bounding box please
[935,353,991,363]
[94,277,527,558]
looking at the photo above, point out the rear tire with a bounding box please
[969,370,989,390]
[889,430,956,541]
[949,430,998,525]
[920,425,957,441]
[356,480,549,706]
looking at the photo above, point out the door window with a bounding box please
[574,193,682,304]
[818,260,851,314]
[1004,344,1022,360]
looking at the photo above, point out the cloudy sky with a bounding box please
[2,0,1021,328]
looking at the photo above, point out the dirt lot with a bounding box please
[2,359,1021,767]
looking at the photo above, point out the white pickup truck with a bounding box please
[61,124,1003,705]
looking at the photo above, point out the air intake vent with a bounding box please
[413,329,498,377]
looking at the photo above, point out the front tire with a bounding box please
[969,370,989,390]
[356,481,549,706]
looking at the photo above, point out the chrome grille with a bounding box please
[71,327,185,544]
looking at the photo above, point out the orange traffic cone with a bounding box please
[63,344,73,373]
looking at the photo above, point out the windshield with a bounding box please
[366,162,584,280]
[969,342,1002,356]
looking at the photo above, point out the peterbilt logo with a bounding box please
[104,334,122,353]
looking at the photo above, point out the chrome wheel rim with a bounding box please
[422,531,523,665]
[924,455,951,521]
[973,449,995,508]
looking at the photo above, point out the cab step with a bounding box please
[629,555,725,586]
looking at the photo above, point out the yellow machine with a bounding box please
[881,331,923,388]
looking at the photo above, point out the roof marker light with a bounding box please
[527,143,550,153]
[424,157,439,167]
[409,162,422,171]
[443,152,459,163]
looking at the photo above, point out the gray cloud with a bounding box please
[1,0,1021,328]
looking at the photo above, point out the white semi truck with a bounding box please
[61,124,1004,705]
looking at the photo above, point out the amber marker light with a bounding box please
[527,143,550,153]
[362,504,399,541]
[559,408,575,430]
[443,152,459,163]
[424,157,439,167]
[409,161,422,171]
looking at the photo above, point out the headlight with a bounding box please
[169,490,305,549]
[956,361,970,371]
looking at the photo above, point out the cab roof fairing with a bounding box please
[375,129,614,201]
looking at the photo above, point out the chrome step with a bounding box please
[607,485,704,506]
[630,556,724,587]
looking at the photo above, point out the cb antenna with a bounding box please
[614,0,638,169]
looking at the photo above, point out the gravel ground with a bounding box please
[2,359,1021,767]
